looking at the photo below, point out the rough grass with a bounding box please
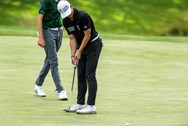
[0,35,188,126]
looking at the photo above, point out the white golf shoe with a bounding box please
[59,90,68,100]
[65,103,85,112]
[34,85,46,97]
[76,105,97,114]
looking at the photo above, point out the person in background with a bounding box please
[58,1,103,114]
[34,0,68,100]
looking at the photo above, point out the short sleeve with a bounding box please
[38,0,46,14]
[80,13,91,31]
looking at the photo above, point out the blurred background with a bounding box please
[0,0,188,36]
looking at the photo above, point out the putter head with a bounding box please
[64,106,74,112]
[64,107,70,112]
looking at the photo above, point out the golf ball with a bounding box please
[125,123,130,126]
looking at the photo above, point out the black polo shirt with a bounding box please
[63,8,98,48]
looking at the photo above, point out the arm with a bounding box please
[75,28,91,60]
[37,14,45,48]
[69,34,77,65]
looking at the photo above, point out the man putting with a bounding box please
[58,1,103,114]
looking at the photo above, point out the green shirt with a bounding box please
[38,0,62,29]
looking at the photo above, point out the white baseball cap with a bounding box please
[57,1,71,18]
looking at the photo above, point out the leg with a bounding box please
[45,30,64,93]
[35,57,50,86]
[86,39,103,105]
[77,55,87,105]
[75,39,103,114]
[35,29,52,86]
[56,29,62,52]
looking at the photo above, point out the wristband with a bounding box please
[71,55,75,58]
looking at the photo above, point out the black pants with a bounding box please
[77,38,103,105]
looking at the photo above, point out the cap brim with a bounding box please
[61,8,71,19]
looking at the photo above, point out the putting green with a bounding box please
[0,35,188,126]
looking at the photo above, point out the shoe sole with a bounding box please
[34,90,46,97]
[59,98,68,101]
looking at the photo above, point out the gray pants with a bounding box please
[35,29,64,93]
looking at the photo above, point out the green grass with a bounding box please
[0,35,188,126]
[0,25,187,43]
[0,0,188,35]
[0,25,37,36]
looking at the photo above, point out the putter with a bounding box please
[65,62,77,112]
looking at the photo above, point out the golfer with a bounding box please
[58,1,103,114]
[34,0,68,100]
